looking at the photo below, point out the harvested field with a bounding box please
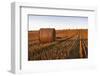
[28,29,88,60]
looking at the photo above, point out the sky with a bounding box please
[28,15,88,31]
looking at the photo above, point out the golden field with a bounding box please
[28,29,88,60]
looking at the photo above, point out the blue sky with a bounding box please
[28,15,88,31]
